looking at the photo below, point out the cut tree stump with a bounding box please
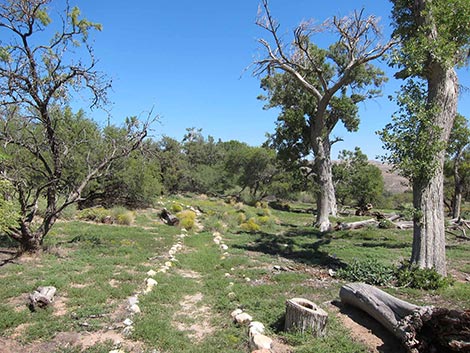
[284,298,328,337]
[29,286,57,310]
[340,282,470,352]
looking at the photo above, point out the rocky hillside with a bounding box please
[370,161,410,194]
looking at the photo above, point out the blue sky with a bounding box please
[68,0,470,160]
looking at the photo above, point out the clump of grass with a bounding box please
[337,258,395,286]
[240,217,260,233]
[170,203,183,213]
[112,207,135,225]
[177,209,196,230]
[395,262,453,289]
[76,207,110,223]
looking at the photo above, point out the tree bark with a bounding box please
[452,179,463,219]
[285,298,328,337]
[340,283,470,353]
[312,134,337,232]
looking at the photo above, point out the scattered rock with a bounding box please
[235,312,253,325]
[249,321,265,337]
[146,278,158,287]
[231,308,243,319]
[129,304,141,314]
[251,333,272,350]
[146,270,157,277]
[123,318,133,326]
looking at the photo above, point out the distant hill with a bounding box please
[369,161,410,194]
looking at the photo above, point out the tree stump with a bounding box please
[29,286,57,310]
[340,282,470,352]
[284,298,328,337]
[160,208,179,226]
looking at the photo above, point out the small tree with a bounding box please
[255,0,394,231]
[333,148,384,208]
[0,1,151,251]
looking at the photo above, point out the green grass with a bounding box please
[0,196,469,352]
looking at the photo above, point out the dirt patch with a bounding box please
[0,330,147,353]
[176,269,202,279]
[328,301,405,353]
[173,292,215,342]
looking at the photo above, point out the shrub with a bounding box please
[115,211,135,225]
[170,203,183,213]
[77,207,110,223]
[237,212,247,225]
[395,262,453,289]
[378,219,395,229]
[337,259,395,286]
[240,218,260,233]
[177,210,196,230]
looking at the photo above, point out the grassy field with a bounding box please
[0,195,469,353]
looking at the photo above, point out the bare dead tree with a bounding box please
[254,0,396,231]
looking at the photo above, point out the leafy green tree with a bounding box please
[157,136,186,194]
[255,0,394,231]
[333,148,384,208]
[379,0,470,275]
[0,178,19,234]
[0,1,150,251]
[445,114,470,218]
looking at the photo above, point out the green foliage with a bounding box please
[333,147,385,207]
[337,259,395,286]
[0,179,19,233]
[395,262,453,289]
[177,210,196,230]
[240,218,261,233]
[170,203,184,213]
[76,207,110,223]
[378,80,444,181]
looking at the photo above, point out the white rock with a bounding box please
[213,231,221,237]
[328,268,336,277]
[224,273,231,277]
[228,292,236,299]
[230,308,243,319]
[245,277,251,282]
[228,282,234,286]
[213,238,221,245]
[128,295,139,306]
[146,278,158,287]
[251,333,272,350]
[220,244,229,251]
[123,318,133,326]
[109,350,125,353]
[249,321,265,337]
[223,252,229,256]
[158,267,167,273]
[129,304,141,314]
[235,312,253,324]
[146,270,157,277]
[164,261,172,267]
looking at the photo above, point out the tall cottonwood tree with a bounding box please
[379,0,470,275]
[0,0,151,251]
[255,0,394,231]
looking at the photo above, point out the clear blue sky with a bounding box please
[69,0,469,160]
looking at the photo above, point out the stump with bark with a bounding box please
[340,282,470,352]
[160,208,179,226]
[284,298,328,337]
[29,286,57,311]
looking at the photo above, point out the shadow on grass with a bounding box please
[0,235,20,267]
[360,242,410,249]
[234,227,345,268]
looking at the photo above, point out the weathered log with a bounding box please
[334,218,378,231]
[393,221,414,230]
[29,286,57,310]
[340,282,470,352]
[284,297,328,337]
[160,208,179,226]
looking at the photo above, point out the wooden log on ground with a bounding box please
[340,282,470,352]
[29,286,57,310]
[334,218,378,231]
[160,208,179,226]
[284,298,328,337]
[393,221,414,230]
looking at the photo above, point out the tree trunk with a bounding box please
[453,178,463,219]
[284,298,328,337]
[312,136,337,232]
[340,283,470,353]
[411,66,458,277]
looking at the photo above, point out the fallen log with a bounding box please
[393,221,414,230]
[334,218,378,231]
[284,298,328,337]
[340,282,470,352]
[29,286,57,310]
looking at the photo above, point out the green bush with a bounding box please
[395,262,453,289]
[76,207,110,223]
[337,259,395,286]
[115,211,135,226]
[378,219,395,229]
[240,217,260,233]
[177,210,196,230]
[170,203,183,213]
